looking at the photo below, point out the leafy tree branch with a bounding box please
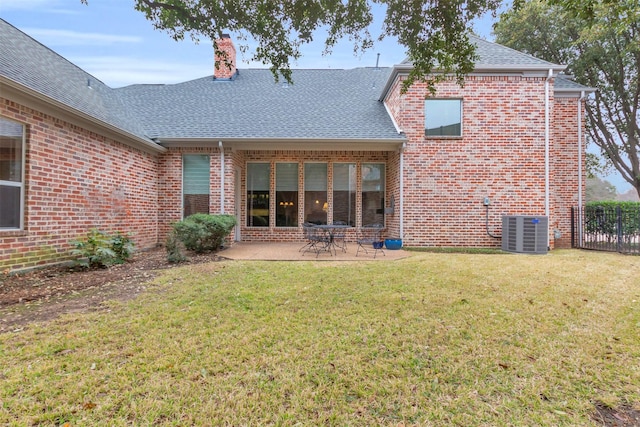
[495,0,640,198]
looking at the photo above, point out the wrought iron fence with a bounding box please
[572,205,640,254]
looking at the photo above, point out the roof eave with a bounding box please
[379,63,567,101]
[0,77,166,155]
[554,87,597,97]
[156,137,407,152]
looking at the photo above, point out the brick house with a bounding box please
[1,19,592,271]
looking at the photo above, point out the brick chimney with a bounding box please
[214,34,237,80]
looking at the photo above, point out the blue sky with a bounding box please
[1,0,497,87]
[1,0,631,192]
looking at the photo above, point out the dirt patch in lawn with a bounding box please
[0,246,223,333]
[592,401,640,427]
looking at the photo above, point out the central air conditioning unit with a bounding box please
[501,215,548,254]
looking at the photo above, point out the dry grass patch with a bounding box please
[0,250,639,425]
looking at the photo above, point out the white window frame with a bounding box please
[275,162,299,228]
[332,162,356,227]
[303,162,328,225]
[246,162,271,227]
[361,163,386,227]
[425,98,463,137]
[0,117,25,231]
[182,154,211,218]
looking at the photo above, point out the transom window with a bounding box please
[0,117,25,230]
[425,99,462,137]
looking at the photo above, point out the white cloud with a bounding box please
[0,0,79,14]
[1,0,50,10]
[71,56,213,87]
[22,28,142,46]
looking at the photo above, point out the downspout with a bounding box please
[219,141,225,214]
[545,69,552,246]
[399,142,406,240]
[578,91,585,244]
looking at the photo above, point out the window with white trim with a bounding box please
[425,99,462,137]
[247,162,270,227]
[183,154,210,218]
[276,163,298,227]
[361,163,385,226]
[304,163,327,225]
[333,163,356,226]
[0,117,25,230]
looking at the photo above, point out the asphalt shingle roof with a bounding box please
[555,75,595,92]
[0,19,149,141]
[400,35,562,69]
[471,36,560,68]
[2,19,591,144]
[115,68,402,140]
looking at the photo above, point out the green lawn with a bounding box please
[1,250,639,425]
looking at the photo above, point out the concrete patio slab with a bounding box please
[218,242,411,261]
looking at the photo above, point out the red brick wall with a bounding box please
[158,146,235,243]
[1,72,585,271]
[385,151,401,239]
[384,74,580,248]
[1,99,160,272]
[158,149,183,241]
[552,96,584,248]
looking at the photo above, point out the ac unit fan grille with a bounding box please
[501,215,548,254]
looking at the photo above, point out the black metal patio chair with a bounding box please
[356,224,385,258]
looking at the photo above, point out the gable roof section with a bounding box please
[380,36,569,100]
[116,68,406,149]
[469,36,564,70]
[398,36,563,70]
[0,19,163,153]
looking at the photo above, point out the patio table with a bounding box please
[301,224,351,257]
[314,224,351,255]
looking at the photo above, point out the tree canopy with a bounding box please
[585,177,618,202]
[81,0,501,91]
[494,0,640,198]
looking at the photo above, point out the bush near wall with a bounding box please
[70,229,135,269]
[585,201,640,237]
[172,214,237,254]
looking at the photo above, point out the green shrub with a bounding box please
[70,229,135,268]
[172,214,236,254]
[165,230,187,264]
[585,201,640,237]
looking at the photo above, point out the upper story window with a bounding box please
[0,117,25,230]
[425,99,462,137]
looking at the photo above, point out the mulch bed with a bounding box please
[0,246,221,333]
